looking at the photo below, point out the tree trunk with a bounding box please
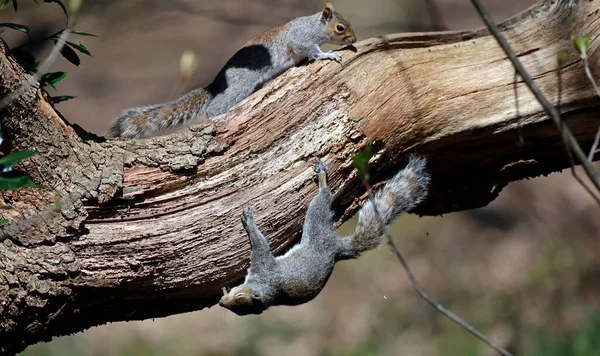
[0,0,598,353]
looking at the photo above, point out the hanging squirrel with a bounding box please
[219,156,430,315]
[107,3,357,138]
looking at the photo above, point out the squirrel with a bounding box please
[107,3,357,138]
[219,155,430,315]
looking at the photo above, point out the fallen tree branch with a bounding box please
[470,0,600,197]
[0,0,599,353]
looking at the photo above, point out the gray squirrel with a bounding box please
[107,3,357,138]
[219,156,430,315]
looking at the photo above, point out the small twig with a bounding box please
[562,129,600,205]
[589,127,600,162]
[470,0,600,195]
[363,181,513,356]
[582,52,600,162]
[583,57,600,99]
[557,50,600,203]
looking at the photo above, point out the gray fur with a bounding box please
[219,156,430,315]
[107,88,211,138]
[108,4,356,138]
[336,155,430,259]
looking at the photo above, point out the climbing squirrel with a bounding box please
[219,156,430,315]
[107,3,357,138]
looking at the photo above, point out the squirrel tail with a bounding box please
[336,155,430,260]
[106,88,212,138]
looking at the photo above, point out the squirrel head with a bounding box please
[219,285,266,315]
[321,3,356,45]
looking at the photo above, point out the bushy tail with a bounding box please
[337,155,430,260]
[106,88,212,138]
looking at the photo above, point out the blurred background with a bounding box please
[2,0,600,355]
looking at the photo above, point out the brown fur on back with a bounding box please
[244,24,289,47]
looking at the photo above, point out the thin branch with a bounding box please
[470,0,600,195]
[363,180,513,356]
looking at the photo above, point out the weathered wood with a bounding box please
[0,0,598,353]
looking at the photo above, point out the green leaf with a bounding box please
[0,218,8,224]
[0,22,29,33]
[0,171,42,189]
[51,95,75,103]
[72,30,98,37]
[40,71,67,87]
[66,41,91,56]
[573,35,589,57]
[0,205,12,209]
[58,41,80,65]
[0,150,36,169]
[353,146,372,182]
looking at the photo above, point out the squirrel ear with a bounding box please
[321,3,334,24]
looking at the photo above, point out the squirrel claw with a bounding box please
[327,51,342,63]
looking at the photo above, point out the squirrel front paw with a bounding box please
[326,51,342,63]
[313,51,342,63]
[324,51,342,63]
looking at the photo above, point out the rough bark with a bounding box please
[0,0,598,353]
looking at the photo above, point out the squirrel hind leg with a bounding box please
[240,207,274,268]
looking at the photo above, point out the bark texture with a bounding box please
[1,0,599,353]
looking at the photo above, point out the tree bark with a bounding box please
[0,0,598,353]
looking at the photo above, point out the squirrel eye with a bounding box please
[336,24,345,32]
[235,293,245,298]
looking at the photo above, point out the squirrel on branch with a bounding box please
[107,3,356,138]
[219,156,431,315]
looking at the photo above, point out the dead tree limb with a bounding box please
[0,0,598,353]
